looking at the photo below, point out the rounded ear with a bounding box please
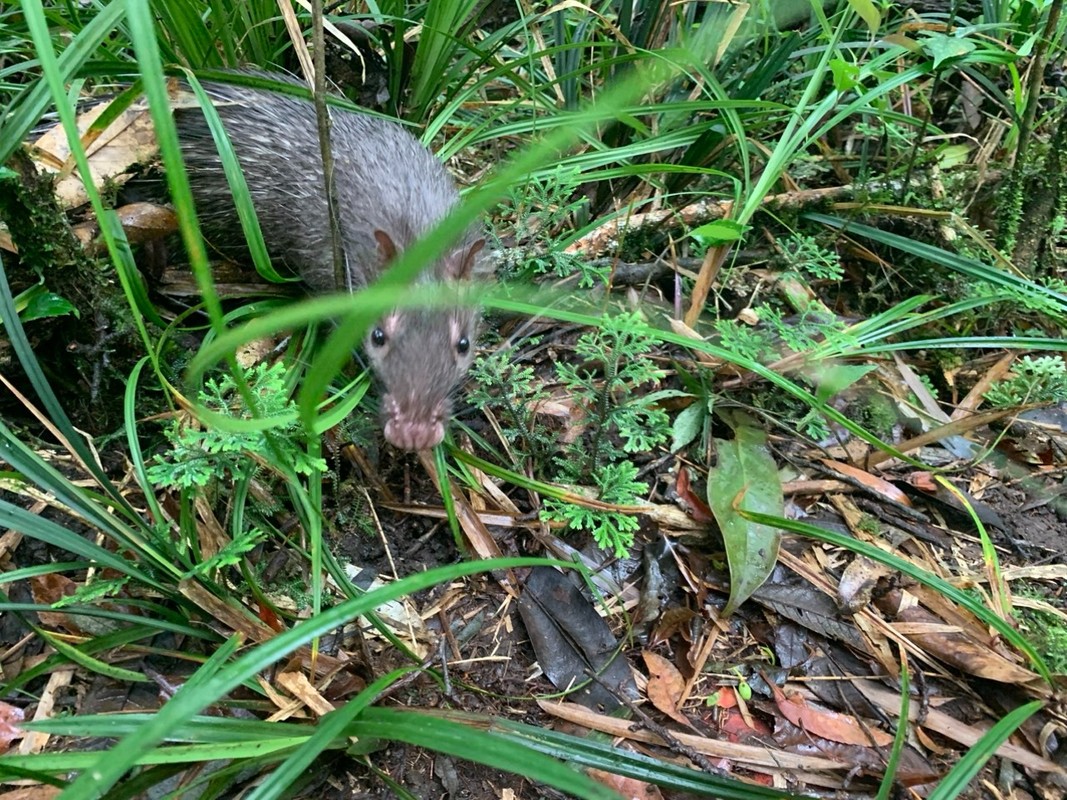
[446,238,485,280]
[374,230,398,263]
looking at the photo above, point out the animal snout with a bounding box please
[382,394,450,451]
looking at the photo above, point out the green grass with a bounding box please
[0,0,1061,795]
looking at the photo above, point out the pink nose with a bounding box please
[383,417,446,450]
[381,394,449,450]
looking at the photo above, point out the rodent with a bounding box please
[173,74,486,451]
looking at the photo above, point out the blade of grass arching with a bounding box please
[469,713,807,799]
[741,511,1053,685]
[349,708,621,800]
[927,701,1043,800]
[35,629,146,683]
[151,0,220,68]
[303,434,324,626]
[0,740,312,773]
[805,294,1058,359]
[876,655,910,800]
[409,0,482,118]
[936,476,1010,616]
[27,713,309,741]
[0,624,163,697]
[0,603,208,641]
[807,213,1067,313]
[0,424,183,582]
[810,294,936,357]
[483,291,924,466]
[55,557,562,800]
[0,763,66,787]
[0,0,128,162]
[124,357,166,527]
[13,3,167,501]
[183,288,399,428]
[310,372,370,434]
[0,562,93,583]
[181,72,289,284]
[123,14,221,335]
[434,444,463,550]
[820,294,987,355]
[0,496,163,587]
[243,668,418,800]
[860,336,1067,354]
[449,450,648,511]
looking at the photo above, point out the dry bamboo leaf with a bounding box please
[820,459,911,505]
[538,700,848,772]
[17,668,73,755]
[854,680,1063,774]
[276,670,335,716]
[30,92,160,210]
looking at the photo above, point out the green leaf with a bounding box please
[846,0,881,33]
[922,33,976,69]
[18,288,78,322]
[708,420,783,617]
[809,362,877,404]
[829,59,861,92]
[926,701,1043,800]
[671,402,705,453]
[689,219,746,246]
[936,143,972,169]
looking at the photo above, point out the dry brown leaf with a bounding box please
[178,579,278,643]
[0,788,63,800]
[769,682,894,747]
[819,459,911,505]
[854,680,1063,773]
[29,574,78,633]
[538,700,847,772]
[587,767,664,799]
[0,702,25,753]
[894,611,1039,685]
[877,586,1042,686]
[276,670,335,716]
[642,650,689,726]
[30,93,161,210]
[416,452,512,583]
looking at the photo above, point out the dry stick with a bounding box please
[308,0,346,290]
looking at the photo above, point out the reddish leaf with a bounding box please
[0,701,26,753]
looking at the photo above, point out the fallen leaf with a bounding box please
[642,651,689,726]
[820,458,911,505]
[588,768,664,799]
[769,681,894,747]
[0,702,26,753]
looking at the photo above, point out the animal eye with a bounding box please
[456,336,470,355]
[371,327,387,347]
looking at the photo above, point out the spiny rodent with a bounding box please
[174,74,486,451]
